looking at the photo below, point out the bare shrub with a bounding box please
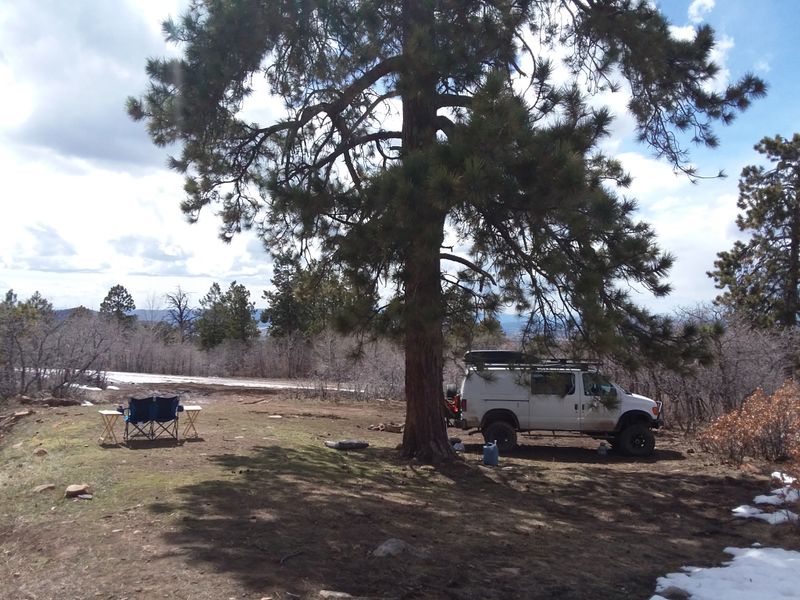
[308,331,404,399]
[606,308,795,431]
[699,381,800,464]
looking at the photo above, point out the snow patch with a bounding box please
[652,547,800,600]
[732,504,798,525]
[732,472,799,524]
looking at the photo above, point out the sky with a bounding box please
[0,0,798,313]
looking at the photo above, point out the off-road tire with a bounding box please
[483,421,517,453]
[617,424,655,457]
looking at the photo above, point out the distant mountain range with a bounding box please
[54,307,530,335]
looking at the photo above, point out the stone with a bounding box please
[658,586,691,600]
[33,484,56,493]
[33,447,48,457]
[372,538,410,557]
[65,484,91,498]
[13,410,32,417]
[77,494,93,500]
[318,592,355,599]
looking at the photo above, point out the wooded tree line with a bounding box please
[0,266,415,400]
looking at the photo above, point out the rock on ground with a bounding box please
[64,484,91,498]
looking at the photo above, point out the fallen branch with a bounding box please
[279,549,304,565]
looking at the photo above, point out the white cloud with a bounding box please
[688,0,715,23]
[614,153,688,199]
[669,25,696,42]
[627,172,744,310]
[755,59,771,73]
[707,35,734,93]
[0,142,270,308]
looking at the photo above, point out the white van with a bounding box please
[453,351,663,456]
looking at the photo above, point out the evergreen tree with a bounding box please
[99,284,136,328]
[129,0,764,462]
[262,255,363,338]
[223,281,260,342]
[710,134,800,329]
[196,282,227,350]
[261,256,306,338]
[196,281,259,349]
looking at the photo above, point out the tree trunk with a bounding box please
[401,211,454,462]
[399,0,456,462]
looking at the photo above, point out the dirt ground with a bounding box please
[1,384,797,600]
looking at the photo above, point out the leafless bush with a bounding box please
[307,331,404,399]
[0,297,121,400]
[606,308,795,431]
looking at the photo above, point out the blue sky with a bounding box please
[0,0,797,314]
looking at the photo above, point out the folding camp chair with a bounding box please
[124,397,154,442]
[152,396,181,440]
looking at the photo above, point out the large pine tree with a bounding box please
[129,0,763,462]
[710,134,800,328]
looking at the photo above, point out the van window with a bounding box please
[531,371,575,396]
[582,373,616,397]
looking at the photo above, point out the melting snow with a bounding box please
[652,473,800,598]
[652,547,800,600]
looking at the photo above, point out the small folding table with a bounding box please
[98,410,122,444]
[182,405,202,438]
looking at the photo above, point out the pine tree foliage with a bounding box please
[129,0,764,461]
[197,281,259,349]
[261,254,364,338]
[99,284,137,328]
[710,134,800,329]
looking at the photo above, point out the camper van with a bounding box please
[454,351,662,456]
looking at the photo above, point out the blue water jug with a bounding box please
[483,441,499,466]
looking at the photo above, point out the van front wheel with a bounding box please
[616,424,655,457]
[483,421,517,453]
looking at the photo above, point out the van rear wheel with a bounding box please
[483,421,517,453]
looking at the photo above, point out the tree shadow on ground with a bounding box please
[461,442,686,464]
[152,444,775,600]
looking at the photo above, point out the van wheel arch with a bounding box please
[615,410,653,433]
[481,409,520,431]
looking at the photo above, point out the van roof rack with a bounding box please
[464,350,599,371]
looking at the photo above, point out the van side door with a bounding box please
[529,370,579,430]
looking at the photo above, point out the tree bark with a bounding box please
[399,0,456,462]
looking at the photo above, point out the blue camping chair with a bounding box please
[124,397,155,442]
[152,396,181,440]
